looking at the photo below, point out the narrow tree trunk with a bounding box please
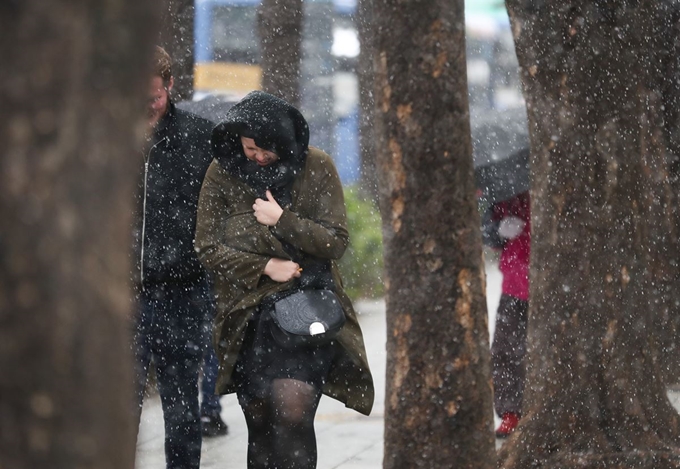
[160,0,195,101]
[500,2,680,467]
[257,0,303,107]
[0,1,156,467]
[373,0,496,467]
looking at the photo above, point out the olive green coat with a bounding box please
[195,147,374,416]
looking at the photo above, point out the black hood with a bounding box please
[214,90,308,165]
[211,91,309,203]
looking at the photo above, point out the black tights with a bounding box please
[239,378,323,469]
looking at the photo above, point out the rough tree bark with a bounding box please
[160,0,195,101]
[659,2,680,386]
[0,1,156,467]
[500,1,680,467]
[257,0,303,107]
[372,0,496,467]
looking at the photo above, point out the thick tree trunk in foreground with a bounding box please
[500,2,680,467]
[0,1,156,467]
[257,0,303,107]
[160,0,195,101]
[373,0,496,467]
[659,3,680,386]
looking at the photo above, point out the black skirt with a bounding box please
[232,304,337,402]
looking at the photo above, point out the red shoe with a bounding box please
[495,412,520,438]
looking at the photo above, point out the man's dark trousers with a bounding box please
[201,345,222,415]
[134,279,212,469]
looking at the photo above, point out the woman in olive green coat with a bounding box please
[195,91,374,469]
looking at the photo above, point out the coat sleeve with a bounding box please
[270,154,349,259]
[195,161,269,291]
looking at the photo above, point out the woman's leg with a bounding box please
[269,378,323,469]
[236,311,333,468]
[238,392,275,469]
[238,379,322,469]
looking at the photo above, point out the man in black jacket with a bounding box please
[132,46,220,468]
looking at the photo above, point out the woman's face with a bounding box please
[240,136,279,167]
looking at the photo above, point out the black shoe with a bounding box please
[201,412,228,437]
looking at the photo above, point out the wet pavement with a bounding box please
[135,262,680,468]
[135,298,386,469]
[136,259,502,469]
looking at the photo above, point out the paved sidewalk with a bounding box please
[135,262,680,468]
[136,262,506,469]
[135,299,387,469]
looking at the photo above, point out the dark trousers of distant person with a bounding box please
[133,280,212,469]
[201,339,222,415]
[491,294,529,417]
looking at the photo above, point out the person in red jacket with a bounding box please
[488,191,530,438]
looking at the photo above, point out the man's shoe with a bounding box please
[201,412,229,437]
[495,412,520,438]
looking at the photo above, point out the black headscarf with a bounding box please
[211,91,310,207]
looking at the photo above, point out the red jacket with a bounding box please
[493,192,530,301]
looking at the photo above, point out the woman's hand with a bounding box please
[253,190,284,226]
[264,258,302,283]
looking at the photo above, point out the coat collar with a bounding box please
[149,102,180,150]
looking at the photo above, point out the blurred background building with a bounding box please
[192,0,525,184]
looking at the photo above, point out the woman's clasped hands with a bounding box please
[256,190,300,283]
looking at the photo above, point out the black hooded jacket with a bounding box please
[211,90,310,208]
[134,102,215,287]
[210,90,336,288]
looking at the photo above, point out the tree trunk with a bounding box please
[659,2,680,387]
[0,1,156,467]
[500,2,680,467]
[372,0,496,467]
[356,0,379,201]
[160,0,195,101]
[257,0,303,107]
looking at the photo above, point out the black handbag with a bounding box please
[270,289,346,348]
